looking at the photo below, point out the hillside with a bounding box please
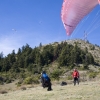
[65,39,100,65]
[0,39,100,97]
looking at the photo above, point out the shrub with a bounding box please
[89,72,98,78]
[51,69,63,80]
[5,79,12,84]
[16,80,23,87]
[23,76,39,84]
[23,77,33,84]
[0,80,4,85]
[33,77,39,84]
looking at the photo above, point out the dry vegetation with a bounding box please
[0,39,100,100]
[0,80,100,100]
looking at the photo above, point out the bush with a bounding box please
[32,77,39,84]
[6,79,12,84]
[23,76,39,84]
[23,77,33,84]
[16,80,23,87]
[89,72,97,78]
[51,69,62,80]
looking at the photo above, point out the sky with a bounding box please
[0,0,100,57]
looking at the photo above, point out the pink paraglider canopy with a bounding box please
[61,0,100,36]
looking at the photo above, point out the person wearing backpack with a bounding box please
[41,71,52,91]
[72,68,79,86]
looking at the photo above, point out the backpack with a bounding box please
[41,74,50,87]
[42,73,49,81]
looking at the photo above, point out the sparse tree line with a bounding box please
[0,41,95,84]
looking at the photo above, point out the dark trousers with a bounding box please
[47,81,52,91]
[42,80,52,91]
[73,77,79,85]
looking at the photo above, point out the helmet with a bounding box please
[42,71,46,74]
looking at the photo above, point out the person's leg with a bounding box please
[47,81,52,91]
[77,77,79,85]
[74,77,77,86]
[42,82,45,88]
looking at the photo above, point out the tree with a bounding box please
[39,42,42,48]
[2,58,11,72]
[42,45,54,65]
[0,52,3,59]
[17,48,22,55]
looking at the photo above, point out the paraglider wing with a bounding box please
[61,0,99,36]
[99,0,100,4]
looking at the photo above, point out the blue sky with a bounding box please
[0,0,100,56]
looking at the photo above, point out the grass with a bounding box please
[0,80,100,100]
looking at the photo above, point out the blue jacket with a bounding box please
[42,73,49,81]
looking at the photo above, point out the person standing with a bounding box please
[72,69,79,86]
[41,71,52,91]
